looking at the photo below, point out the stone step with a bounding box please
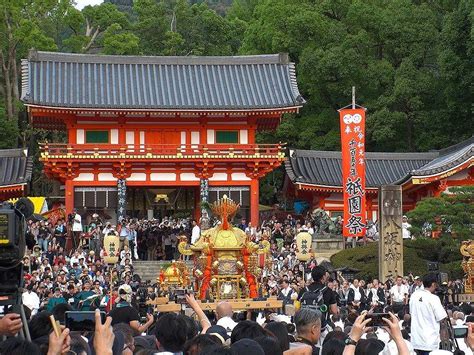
[132,260,193,282]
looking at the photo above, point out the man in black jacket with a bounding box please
[367,278,386,311]
[347,279,367,310]
[297,265,338,345]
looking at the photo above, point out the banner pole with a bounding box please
[352,86,356,109]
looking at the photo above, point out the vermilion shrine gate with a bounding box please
[21,51,305,224]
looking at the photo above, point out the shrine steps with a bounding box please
[132,260,193,283]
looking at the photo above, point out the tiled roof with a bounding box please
[0,149,33,187]
[21,50,305,110]
[285,137,474,188]
[285,150,437,188]
[410,136,473,177]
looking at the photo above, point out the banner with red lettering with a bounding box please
[339,108,366,237]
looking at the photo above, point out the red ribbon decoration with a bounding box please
[242,247,257,298]
[199,249,213,299]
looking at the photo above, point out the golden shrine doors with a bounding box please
[146,129,181,146]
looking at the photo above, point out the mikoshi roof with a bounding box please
[285,137,473,188]
[21,50,305,110]
[0,149,33,188]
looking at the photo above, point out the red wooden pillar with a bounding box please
[366,196,373,221]
[65,179,74,215]
[250,178,259,226]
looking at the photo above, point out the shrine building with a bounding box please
[284,137,473,220]
[21,50,305,224]
[0,149,32,201]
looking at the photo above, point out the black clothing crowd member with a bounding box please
[109,284,154,335]
[297,265,338,333]
[347,279,367,310]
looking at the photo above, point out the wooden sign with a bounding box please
[295,232,313,261]
[378,185,403,282]
[103,231,120,264]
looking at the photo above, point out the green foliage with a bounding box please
[0,0,473,200]
[330,238,464,280]
[63,2,133,53]
[102,24,140,54]
[407,187,474,239]
[242,0,473,152]
[0,108,19,149]
[133,0,244,56]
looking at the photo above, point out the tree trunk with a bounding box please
[406,112,415,151]
[10,48,18,118]
[0,52,14,120]
[83,26,100,53]
[12,51,19,102]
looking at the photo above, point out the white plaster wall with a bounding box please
[128,173,146,181]
[240,129,248,144]
[73,173,94,181]
[207,129,215,144]
[150,173,177,181]
[77,129,84,144]
[126,131,135,145]
[98,173,117,181]
[209,173,228,181]
[231,172,251,181]
[180,173,199,181]
[191,131,200,144]
[110,129,118,144]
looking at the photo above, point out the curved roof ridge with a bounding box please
[22,51,305,110]
[28,50,290,66]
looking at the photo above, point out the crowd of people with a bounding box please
[0,210,470,354]
[2,263,474,355]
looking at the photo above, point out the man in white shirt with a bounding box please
[278,279,296,304]
[191,220,200,245]
[215,301,237,333]
[72,209,83,249]
[402,215,412,239]
[409,273,447,354]
[390,276,409,313]
[22,285,40,318]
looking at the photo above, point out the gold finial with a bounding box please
[210,195,239,230]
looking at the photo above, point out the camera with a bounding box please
[174,289,188,304]
[0,202,26,267]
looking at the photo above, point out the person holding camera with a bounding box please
[71,209,83,250]
[54,219,67,250]
[108,284,154,335]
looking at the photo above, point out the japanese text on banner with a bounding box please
[339,108,366,237]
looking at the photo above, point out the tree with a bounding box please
[0,107,18,148]
[63,2,130,53]
[102,24,140,55]
[241,0,469,153]
[0,0,59,121]
[133,0,169,55]
[407,187,474,240]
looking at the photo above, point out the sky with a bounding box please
[74,0,104,10]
